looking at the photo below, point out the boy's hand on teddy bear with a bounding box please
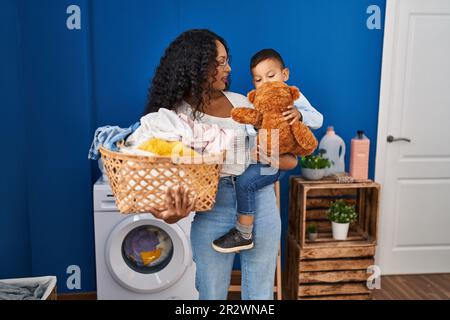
[282,105,302,125]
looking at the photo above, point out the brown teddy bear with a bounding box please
[231,81,318,158]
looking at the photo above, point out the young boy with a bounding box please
[212,49,323,253]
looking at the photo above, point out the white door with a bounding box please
[375,0,450,274]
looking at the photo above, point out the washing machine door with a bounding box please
[105,214,191,293]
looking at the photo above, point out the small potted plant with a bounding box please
[306,224,319,241]
[300,149,332,181]
[327,200,358,240]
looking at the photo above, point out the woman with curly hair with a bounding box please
[145,29,298,300]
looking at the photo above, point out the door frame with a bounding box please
[374,0,398,273]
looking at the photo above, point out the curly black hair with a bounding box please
[144,29,230,120]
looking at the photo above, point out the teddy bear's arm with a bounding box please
[231,108,263,128]
[291,121,318,156]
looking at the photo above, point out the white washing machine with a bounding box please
[93,177,198,300]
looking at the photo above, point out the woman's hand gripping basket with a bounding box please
[99,146,224,213]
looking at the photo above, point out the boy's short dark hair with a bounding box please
[250,48,285,71]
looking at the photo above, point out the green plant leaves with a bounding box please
[300,153,332,169]
[307,224,317,233]
[327,200,358,224]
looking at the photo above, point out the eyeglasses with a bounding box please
[217,55,231,69]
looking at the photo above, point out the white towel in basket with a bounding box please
[126,108,235,155]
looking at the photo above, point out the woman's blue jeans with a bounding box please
[190,176,281,300]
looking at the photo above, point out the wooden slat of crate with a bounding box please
[305,182,377,189]
[306,209,366,222]
[300,258,374,272]
[298,282,370,297]
[306,197,356,209]
[304,224,376,247]
[304,237,376,249]
[300,293,372,300]
[299,270,369,284]
[305,222,362,234]
[292,176,372,185]
[300,185,306,245]
[305,220,331,232]
[305,188,358,198]
[304,231,369,245]
[357,188,366,233]
[288,177,296,235]
[306,209,328,220]
[283,235,301,300]
[288,177,302,241]
[368,187,381,244]
[300,245,376,260]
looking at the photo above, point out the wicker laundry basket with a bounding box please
[0,276,57,300]
[99,146,224,213]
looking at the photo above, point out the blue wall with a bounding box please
[0,0,31,278]
[1,0,385,293]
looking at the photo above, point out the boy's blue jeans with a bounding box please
[235,163,281,215]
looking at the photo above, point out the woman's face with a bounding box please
[209,40,231,92]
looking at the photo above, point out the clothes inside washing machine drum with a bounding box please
[121,225,174,274]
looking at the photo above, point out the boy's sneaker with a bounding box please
[212,228,254,253]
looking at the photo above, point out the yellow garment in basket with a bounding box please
[138,138,199,157]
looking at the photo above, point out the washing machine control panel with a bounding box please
[93,179,119,212]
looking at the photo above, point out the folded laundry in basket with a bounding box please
[88,121,140,160]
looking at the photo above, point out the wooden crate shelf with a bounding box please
[298,283,371,298]
[299,258,375,272]
[303,229,376,247]
[284,176,380,300]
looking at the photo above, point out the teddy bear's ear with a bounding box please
[247,89,257,103]
[289,86,301,101]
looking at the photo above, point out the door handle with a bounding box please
[387,135,411,143]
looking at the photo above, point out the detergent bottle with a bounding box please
[318,126,346,176]
[349,130,370,180]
